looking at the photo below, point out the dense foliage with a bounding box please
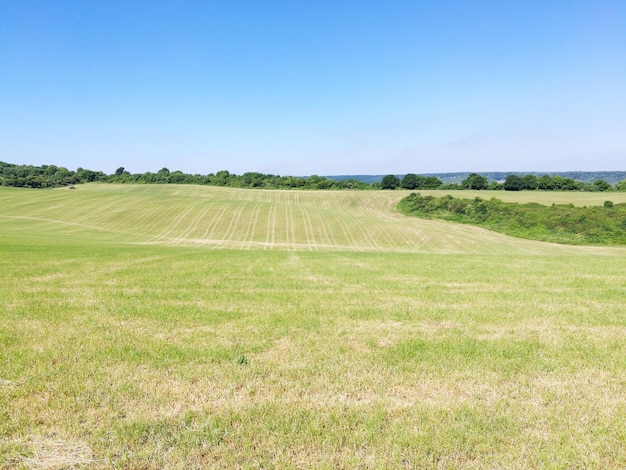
[400,173,443,190]
[461,173,489,190]
[2,161,625,192]
[501,174,613,192]
[398,193,626,245]
[0,161,106,188]
[427,171,626,185]
[0,162,370,190]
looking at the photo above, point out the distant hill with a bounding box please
[325,171,626,185]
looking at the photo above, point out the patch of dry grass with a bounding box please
[17,436,95,469]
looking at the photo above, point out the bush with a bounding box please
[398,193,626,245]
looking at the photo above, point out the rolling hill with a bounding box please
[2,184,625,255]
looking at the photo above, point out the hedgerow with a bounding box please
[398,193,626,245]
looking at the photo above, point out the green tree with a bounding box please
[156,167,171,183]
[381,174,401,189]
[308,175,322,188]
[76,168,98,182]
[462,173,488,190]
[401,173,418,190]
[551,176,581,191]
[169,171,187,184]
[592,179,610,191]
[522,174,538,190]
[214,170,231,186]
[420,176,443,189]
[503,174,524,191]
[537,175,553,190]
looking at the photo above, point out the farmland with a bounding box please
[1,184,626,468]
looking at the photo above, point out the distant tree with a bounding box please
[503,174,524,191]
[169,171,187,184]
[462,173,488,190]
[592,179,610,192]
[284,176,306,188]
[537,175,553,190]
[550,175,581,191]
[315,177,335,189]
[421,176,443,189]
[44,165,58,176]
[381,174,401,190]
[522,174,538,190]
[308,175,322,188]
[424,176,443,189]
[115,167,125,176]
[401,173,418,190]
[76,168,98,182]
[156,167,171,183]
[213,170,231,186]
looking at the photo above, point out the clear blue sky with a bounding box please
[1,1,624,175]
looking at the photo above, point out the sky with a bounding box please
[1,1,625,176]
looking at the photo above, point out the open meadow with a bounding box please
[1,184,626,468]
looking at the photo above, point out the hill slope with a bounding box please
[1,184,624,256]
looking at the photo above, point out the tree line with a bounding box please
[0,162,370,190]
[381,172,625,192]
[2,161,625,192]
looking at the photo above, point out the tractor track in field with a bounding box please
[216,202,246,249]
[264,201,277,250]
[298,204,318,251]
[200,202,229,242]
[243,201,263,249]
[149,199,205,244]
[176,202,215,242]
[284,194,297,251]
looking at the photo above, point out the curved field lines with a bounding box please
[263,199,278,250]
[2,184,625,257]
[0,189,145,242]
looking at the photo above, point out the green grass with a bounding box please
[2,184,626,468]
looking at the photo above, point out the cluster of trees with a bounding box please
[435,172,615,192]
[380,172,620,192]
[107,167,372,189]
[398,192,626,245]
[0,162,370,189]
[3,161,626,192]
[381,174,443,190]
[0,162,106,188]
[501,174,612,192]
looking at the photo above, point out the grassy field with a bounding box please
[1,184,626,468]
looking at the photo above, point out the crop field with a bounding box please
[1,184,626,468]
